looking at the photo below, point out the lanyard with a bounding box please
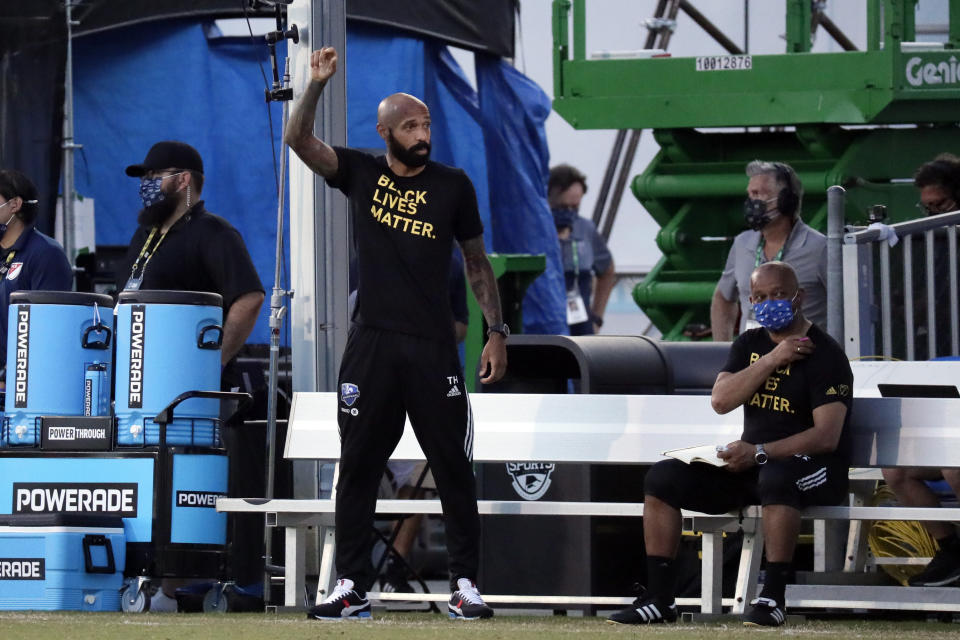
[755,236,784,268]
[566,240,581,293]
[128,226,169,280]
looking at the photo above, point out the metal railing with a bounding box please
[832,188,960,360]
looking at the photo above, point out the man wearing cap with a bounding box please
[117,141,265,609]
[117,141,264,369]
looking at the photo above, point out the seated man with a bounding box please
[879,154,960,587]
[881,469,960,586]
[609,261,853,627]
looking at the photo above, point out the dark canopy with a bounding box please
[70,0,515,58]
[0,1,515,235]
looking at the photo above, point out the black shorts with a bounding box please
[644,454,849,513]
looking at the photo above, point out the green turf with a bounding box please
[0,612,958,640]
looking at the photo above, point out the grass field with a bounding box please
[2,612,959,640]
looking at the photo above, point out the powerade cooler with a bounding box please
[0,514,125,611]
[3,291,113,447]
[114,290,223,447]
[0,288,243,612]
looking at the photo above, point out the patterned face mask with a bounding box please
[753,295,797,332]
[139,172,183,209]
[552,207,578,229]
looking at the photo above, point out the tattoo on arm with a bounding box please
[460,236,502,327]
[287,80,326,142]
[285,80,338,178]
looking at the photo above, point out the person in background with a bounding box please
[712,161,826,341]
[0,169,72,385]
[547,164,615,335]
[880,153,960,588]
[119,141,265,611]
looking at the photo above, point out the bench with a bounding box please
[219,388,960,613]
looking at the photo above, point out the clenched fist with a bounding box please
[310,47,338,83]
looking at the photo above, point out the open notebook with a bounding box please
[662,444,729,467]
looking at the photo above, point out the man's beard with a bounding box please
[387,131,431,168]
[137,193,180,227]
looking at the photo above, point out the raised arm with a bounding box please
[459,234,507,384]
[284,47,340,179]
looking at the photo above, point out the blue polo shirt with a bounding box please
[0,228,73,370]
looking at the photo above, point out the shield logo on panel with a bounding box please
[505,462,556,501]
[340,383,360,407]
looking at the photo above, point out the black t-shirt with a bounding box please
[327,147,483,340]
[721,324,854,462]
[116,202,264,312]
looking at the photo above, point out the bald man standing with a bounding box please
[285,47,506,621]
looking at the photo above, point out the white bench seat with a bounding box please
[219,389,960,613]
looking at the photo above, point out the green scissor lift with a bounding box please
[553,0,960,339]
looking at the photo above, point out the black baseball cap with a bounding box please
[125,141,204,177]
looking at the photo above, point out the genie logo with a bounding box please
[905,55,960,88]
[505,462,556,501]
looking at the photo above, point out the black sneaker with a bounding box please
[307,579,371,620]
[607,593,677,625]
[379,571,416,595]
[742,597,786,627]
[908,546,960,587]
[448,578,494,620]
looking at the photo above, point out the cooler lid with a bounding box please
[9,291,115,307]
[118,290,223,307]
[0,513,124,529]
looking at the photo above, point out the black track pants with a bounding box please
[333,326,479,591]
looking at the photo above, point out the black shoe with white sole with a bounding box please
[742,597,786,627]
[607,593,677,625]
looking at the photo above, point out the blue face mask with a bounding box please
[753,295,797,332]
[552,207,578,229]
[139,172,183,209]
[139,177,166,208]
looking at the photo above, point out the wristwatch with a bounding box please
[487,323,510,338]
[754,444,768,465]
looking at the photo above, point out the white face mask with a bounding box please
[0,200,18,234]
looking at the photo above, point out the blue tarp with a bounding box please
[72,19,565,343]
[73,20,287,344]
